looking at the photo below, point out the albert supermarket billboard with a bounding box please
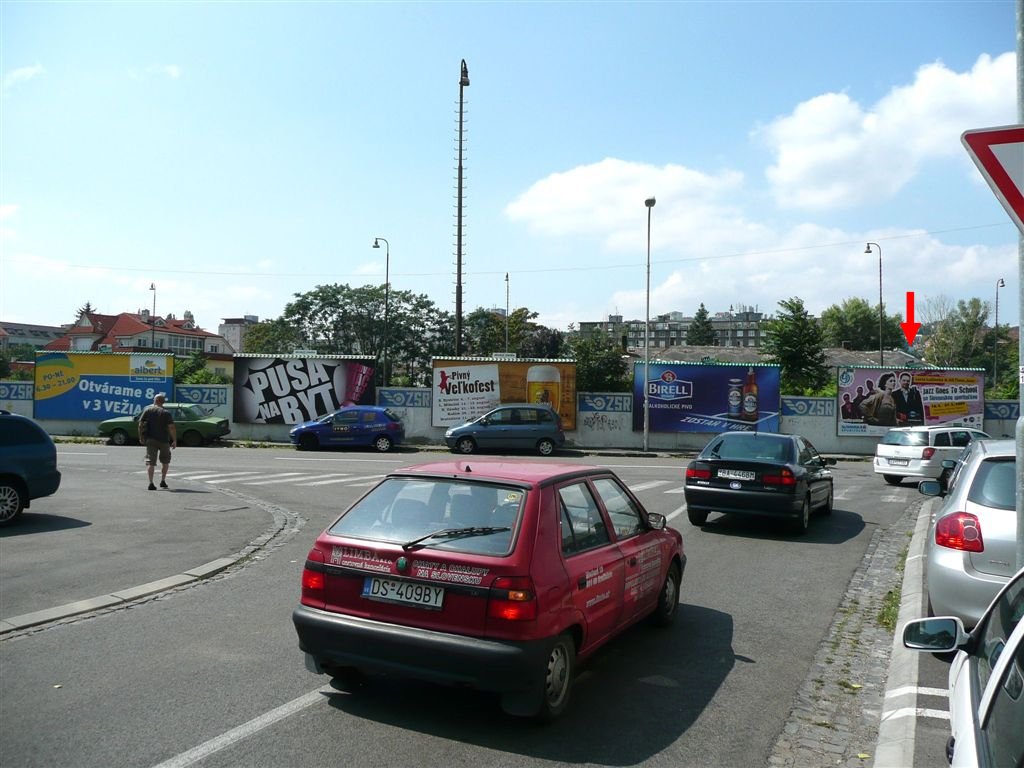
[631,362,780,433]
[431,358,577,429]
[836,367,985,436]
[33,351,175,420]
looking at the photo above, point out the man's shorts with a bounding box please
[144,439,172,466]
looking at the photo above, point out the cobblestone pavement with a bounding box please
[766,499,919,768]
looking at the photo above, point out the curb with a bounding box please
[873,497,935,767]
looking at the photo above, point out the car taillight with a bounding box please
[387,421,402,431]
[300,548,326,608]
[686,466,711,481]
[762,468,797,486]
[922,447,935,460]
[488,576,537,621]
[935,513,984,553]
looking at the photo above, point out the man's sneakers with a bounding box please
[148,483,157,491]
[160,481,168,489]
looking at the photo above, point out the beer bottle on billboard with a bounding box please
[741,367,759,422]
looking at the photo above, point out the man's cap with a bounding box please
[155,393,166,401]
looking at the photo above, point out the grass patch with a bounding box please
[877,544,909,631]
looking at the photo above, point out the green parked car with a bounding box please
[99,403,231,447]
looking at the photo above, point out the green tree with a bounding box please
[173,351,231,385]
[569,331,630,392]
[76,301,97,319]
[519,325,566,359]
[820,297,903,351]
[686,303,716,345]
[241,318,306,354]
[922,297,990,369]
[760,297,830,394]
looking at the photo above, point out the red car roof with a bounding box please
[394,459,596,484]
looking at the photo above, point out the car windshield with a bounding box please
[328,477,523,555]
[178,405,205,420]
[967,458,1016,510]
[880,430,928,446]
[704,435,793,462]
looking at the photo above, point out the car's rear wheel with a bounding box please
[110,429,130,446]
[536,438,555,456]
[0,481,26,525]
[537,633,575,721]
[651,562,681,627]
[791,496,811,535]
[298,433,319,451]
[181,430,203,448]
[455,437,476,454]
[373,435,393,453]
[882,474,902,486]
[687,508,709,527]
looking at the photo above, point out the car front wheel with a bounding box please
[821,483,834,515]
[373,435,393,453]
[298,433,319,451]
[110,429,130,446]
[455,437,476,454]
[0,481,26,525]
[651,562,681,627]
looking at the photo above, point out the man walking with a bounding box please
[139,393,176,490]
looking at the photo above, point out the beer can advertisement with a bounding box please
[836,367,984,436]
[431,359,577,428]
[232,356,376,424]
[632,363,780,433]
[33,351,175,420]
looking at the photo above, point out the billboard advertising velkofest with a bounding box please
[232,356,375,424]
[431,358,577,429]
[33,351,175,420]
[836,367,985,436]
[632,362,781,433]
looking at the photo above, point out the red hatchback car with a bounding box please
[292,460,685,720]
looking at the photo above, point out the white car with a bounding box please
[902,567,1024,767]
[873,425,989,486]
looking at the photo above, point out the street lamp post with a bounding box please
[644,197,656,452]
[505,272,509,353]
[994,277,1005,387]
[149,282,156,349]
[455,59,469,356]
[372,238,390,387]
[865,243,883,366]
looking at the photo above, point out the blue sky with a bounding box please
[1,1,1019,341]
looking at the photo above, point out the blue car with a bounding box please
[289,406,405,453]
[0,410,62,525]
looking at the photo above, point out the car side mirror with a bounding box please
[941,459,957,469]
[824,457,837,466]
[902,617,967,652]
[646,512,667,530]
[917,479,943,497]
[479,417,490,426]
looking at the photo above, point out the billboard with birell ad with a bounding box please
[632,362,780,433]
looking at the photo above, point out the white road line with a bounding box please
[665,504,687,521]
[275,456,405,464]
[880,706,950,722]
[663,487,686,494]
[885,685,948,699]
[178,472,263,481]
[150,686,332,768]
[629,480,673,492]
[243,474,320,486]
[882,493,905,503]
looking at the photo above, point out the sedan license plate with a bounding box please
[362,577,445,610]
[887,458,909,466]
[718,469,755,481]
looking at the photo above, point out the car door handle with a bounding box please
[629,557,637,567]
[577,576,587,589]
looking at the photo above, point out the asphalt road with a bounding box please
[0,444,915,768]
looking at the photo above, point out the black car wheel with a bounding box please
[791,496,811,535]
[455,437,476,455]
[373,435,393,453]
[181,430,203,448]
[110,428,130,446]
[298,433,319,451]
[0,481,26,525]
[651,563,681,627]
[687,507,709,527]
[882,474,902,486]
[821,483,834,515]
[536,438,555,456]
[536,633,575,721]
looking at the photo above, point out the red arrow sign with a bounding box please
[900,291,921,346]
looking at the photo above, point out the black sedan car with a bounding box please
[683,431,835,534]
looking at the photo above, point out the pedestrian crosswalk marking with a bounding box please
[628,480,673,492]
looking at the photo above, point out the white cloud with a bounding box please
[2,64,44,91]
[759,52,1017,210]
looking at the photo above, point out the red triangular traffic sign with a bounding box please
[962,125,1024,233]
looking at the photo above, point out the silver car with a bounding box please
[918,439,1017,628]
[902,567,1024,767]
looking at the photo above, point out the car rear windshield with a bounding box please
[382,408,402,423]
[704,435,794,463]
[880,430,928,446]
[328,477,523,555]
[967,458,1016,510]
